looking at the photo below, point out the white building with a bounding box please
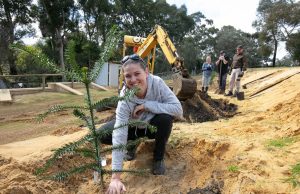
[95,62,121,87]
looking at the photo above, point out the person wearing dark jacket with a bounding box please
[215,50,229,94]
[225,45,248,97]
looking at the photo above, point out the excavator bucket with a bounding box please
[172,73,197,101]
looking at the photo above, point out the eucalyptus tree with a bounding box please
[178,12,218,73]
[154,2,195,44]
[0,0,35,75]
[286,32,300,62]
[36,0,80,72]
[78,0,115,44]
[214,26,259,67]
[113,0,195,42]
[253,0,300,66]
[112,0,196,74]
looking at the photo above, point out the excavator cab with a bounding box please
[120,25,197,101]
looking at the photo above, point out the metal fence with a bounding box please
[0,74,63,90]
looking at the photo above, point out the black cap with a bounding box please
[237,45,243,49]
[220,50,225,54]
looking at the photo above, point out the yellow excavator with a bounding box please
[119,25,197,100]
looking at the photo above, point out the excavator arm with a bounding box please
[121,25,197,100]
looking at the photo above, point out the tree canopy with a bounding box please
[1,0,300,76]
[253,0,300,66]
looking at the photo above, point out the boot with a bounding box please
[205,87,208,93]
[124,150,135,161]
[218,89,225,95]
[124,145,137,161]
[232,90,238,97]
[225,91,233,96]
[152,160,165,175]
[201,87,205,93]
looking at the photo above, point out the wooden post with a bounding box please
[71,77,74,88]
[42,75,46,90]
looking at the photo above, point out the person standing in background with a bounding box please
[215,50,229,94]
[201,55,213,94]
[225,45,247,97]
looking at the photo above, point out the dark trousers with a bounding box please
[218,73,227,90]
[98,114,173,161]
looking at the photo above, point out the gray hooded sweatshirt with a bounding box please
[112,74,183,170]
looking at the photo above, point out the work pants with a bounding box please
[229,68,242,93]
[97,114,173,161]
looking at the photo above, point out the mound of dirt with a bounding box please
[269,92,300,122]
[0,156,66,194]
[187,181,222,194]
[0,154,105,194]
[266,92,300,136]
[93,92,238,124]
[181,91,237,123]
[0,138,232,194]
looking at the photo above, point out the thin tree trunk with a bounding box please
[3,0,17,75]
[0,26,10,75]
[55,28,65,80]
[271,28,278,67]
[272,39,278,67]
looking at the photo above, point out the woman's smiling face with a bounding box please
[123,62,148,98]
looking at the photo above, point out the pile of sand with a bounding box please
[0,156,65,194]
[269,92,300,122]
[181,91,237,123]
[0,138,232,194]
[267,92,300,136]
[93,91,238,124]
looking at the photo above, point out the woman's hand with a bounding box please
[132,104,145,119]
[106,178,126,194]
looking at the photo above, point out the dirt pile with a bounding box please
[94,92,238,125]
[187,181,222,194]
[269,92,300,122]
[0,154,104,194]
[0,156,66,194]
[181,91,237,123]
[266,92,300,136]
[0,138,232,194]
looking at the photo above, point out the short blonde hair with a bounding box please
[206,55,211,62]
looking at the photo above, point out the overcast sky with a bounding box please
[166,0,298,58]
[166,0,260,33]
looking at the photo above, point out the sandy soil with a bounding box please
[0,67,300,194]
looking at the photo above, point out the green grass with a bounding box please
[266,137,295,148]
[227,165,240,173]
[0,89,118,145]
[168,134,182,148]
[284,163,300,188]
[291,163,300,175]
